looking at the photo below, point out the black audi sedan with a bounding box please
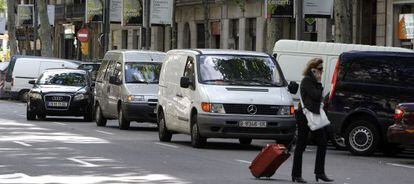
[26,68,94,121]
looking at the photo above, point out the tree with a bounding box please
[266,18,283,54]
[334,0,353,43]
[0,0,6,13]
[37,0,52,57]
[7,0,18,55]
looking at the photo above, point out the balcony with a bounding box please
[65,3,85,20]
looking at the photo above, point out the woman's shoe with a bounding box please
[315,174,334,182]
[292,176,307,183]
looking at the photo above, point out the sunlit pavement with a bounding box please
[0,100,413,184]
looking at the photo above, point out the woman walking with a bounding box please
[291,58,334,183]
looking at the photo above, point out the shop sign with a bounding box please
[17,5,34,27]
[0,17,5,34]
[122,0,144,26]
[110,0,122,22]
[64,24,75,40]
[303,0,333,18]
[305,18,316,33]
[399,14,414,40]
[77,28,89,42]
[265,0,294,18]
[85,0,103,23]
[150,0,173,25]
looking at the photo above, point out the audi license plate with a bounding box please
[239,121,267,128]
[48,102,68,107]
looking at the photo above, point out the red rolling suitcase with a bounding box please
[249,144,291,178]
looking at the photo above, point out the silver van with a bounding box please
[94,50,166,129]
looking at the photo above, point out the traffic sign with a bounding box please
[77,28,89,42]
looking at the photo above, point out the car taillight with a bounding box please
[394,108,404,124]
[328,59,340,102]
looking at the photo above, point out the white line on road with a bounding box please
[13,141,32,147]
[53,122,66,126]
[67,158,99,167]
[95,130,114,135]
[387,163,414,169]
[236,159,252,164]
[154,142,179,149]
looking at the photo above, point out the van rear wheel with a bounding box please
[345,118,380,156]
[191,114,206,148]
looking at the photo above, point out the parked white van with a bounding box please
[273,40,413,102]
[157,49,299,148]
[5,55,80,101]
[94,50,166,130]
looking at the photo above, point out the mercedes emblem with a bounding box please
[247,105,258,115]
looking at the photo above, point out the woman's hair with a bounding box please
[303,58,323,76]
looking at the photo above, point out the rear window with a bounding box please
[344,57,397,85]
[395,57,414,87]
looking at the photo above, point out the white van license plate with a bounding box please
[48,102,68,107]
[239,121,267,128]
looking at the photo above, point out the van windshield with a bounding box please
[37,72,86,86]
[199,55,285,87]
[124,62,162,84]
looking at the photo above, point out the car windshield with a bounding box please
[37,71,86,86]
[199,55,284,87]
[124,62,162,84]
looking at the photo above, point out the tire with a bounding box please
[158,110,172,142]
[191,114,206,148]
[118,107,130,130]
[95,104,107,127]
[26,104,36,121]
[345,118,380,156]
[239,138,252,145]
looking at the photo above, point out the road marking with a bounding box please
[13,141,32,147]
[387,163,414,169]
[236,159,252,164]
[67,157,99,167]
[95,130,114,135]
[53,122,66,126]
[154,142,179,149]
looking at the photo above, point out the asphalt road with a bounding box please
[0,99,413,184]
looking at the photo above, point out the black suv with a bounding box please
[325,51,414,156]
[26,69,94,121]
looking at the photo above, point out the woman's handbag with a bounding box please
[299,97,331,131]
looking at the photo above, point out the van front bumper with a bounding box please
[122,102,157,123]
[197,114,296,141]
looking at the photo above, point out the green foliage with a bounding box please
[0,0,6,13]
[232,0,245,13]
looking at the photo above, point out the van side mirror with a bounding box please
[180,77,190,88]
[109,76,121,85]
[28,80,36,85]
[288,81,299,94]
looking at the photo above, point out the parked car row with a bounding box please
[10,40,414,155]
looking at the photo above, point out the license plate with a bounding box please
[48,102,68,107]
[239,121,267,128]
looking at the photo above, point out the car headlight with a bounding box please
[201,103,226,114]
[127,95,145,103]
[278,106,294,115]
[74,93,88,101]
[31,93,42,99]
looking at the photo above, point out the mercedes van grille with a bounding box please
[223,104,279,115]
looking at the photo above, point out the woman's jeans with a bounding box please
[292,119,327,177]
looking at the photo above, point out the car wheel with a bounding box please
[345,118,380,156]
[95,104,107,127]
[158,110,172,142]
[239,138,252,145]
[191,114,206,148]
[118,107,130,130]
[26,104,36,121]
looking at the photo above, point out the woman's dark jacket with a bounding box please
[300,71,323,114]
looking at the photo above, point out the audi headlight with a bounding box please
[74,93,88,101]
[127,95,145,103]
[31,93,42,99]
[201,103,226,114]
[278,106,294,115]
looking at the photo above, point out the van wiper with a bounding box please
[127,81,148,84]
[236,79,276,86]
[203,79,241,84]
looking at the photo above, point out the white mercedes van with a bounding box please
[157,49,298,148]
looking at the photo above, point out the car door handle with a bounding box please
[176,93,183,98]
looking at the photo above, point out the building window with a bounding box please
[196,23,205,48]
[247,18,257,51]
[211,21,221,49]
[122,30,128,49]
